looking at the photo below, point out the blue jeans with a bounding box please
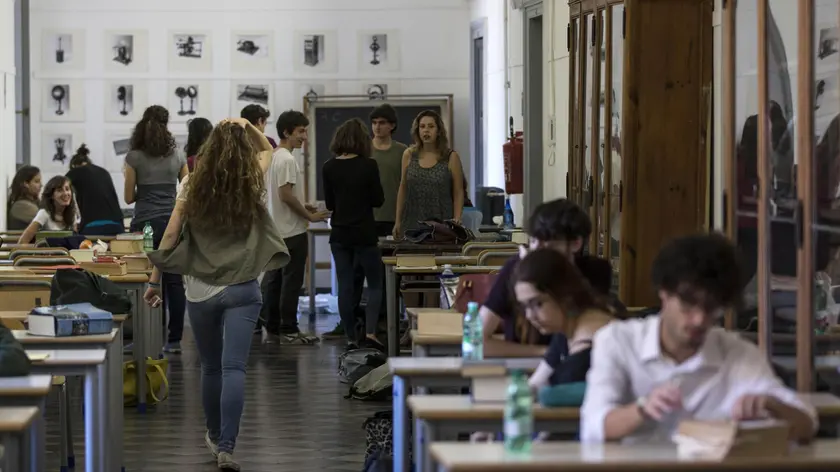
[187,280,262,453]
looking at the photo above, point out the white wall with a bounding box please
[0,0,16,228]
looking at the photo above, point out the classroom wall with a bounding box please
[469,0,570,215]
[0,0,16,228]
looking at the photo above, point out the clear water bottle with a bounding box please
[462,301,483,360]
[503,197,515,229]
[143,222,154,253]
[441,264,455,278]
[504,369,533,455]
[440,264,459,308]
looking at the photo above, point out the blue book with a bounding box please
[27,303,113,337]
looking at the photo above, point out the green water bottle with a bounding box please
[462,301,483,360]
[143,222,154,252]
[504,369,533,455]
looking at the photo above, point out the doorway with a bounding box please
[523,3,544,218]
[470,20,486,198]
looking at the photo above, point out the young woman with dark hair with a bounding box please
[512,248,615,390]
[18,176,80,243]
[7,165,42,230]
[125,105,189,353]
[393,110,465,238]
[322,118,385,350]
[145,118,288,471]
[66,144,124,236]
[185,117,213,172]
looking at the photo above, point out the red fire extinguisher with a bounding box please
[503,116,524,195]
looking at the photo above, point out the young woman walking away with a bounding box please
[185,117,213,172]
[322,118,386,350]
[125,105,189,353]
[66,144,125,236]
[7,166,42,230]
[18,176,80,244]
[145,118,288,471]
[393,110,465,238]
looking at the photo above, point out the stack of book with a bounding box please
[27,303,113,337]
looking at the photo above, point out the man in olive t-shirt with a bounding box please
[369,104,407,236]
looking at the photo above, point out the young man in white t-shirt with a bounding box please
[260,110,329,344]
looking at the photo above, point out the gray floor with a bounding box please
[43,315,386,471]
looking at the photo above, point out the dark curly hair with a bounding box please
[130,105,176,157]
[69,144,92,168]
[651,232,744,312]
[40,175,77,230]
[526,198,592,243]
[184,122,266,234]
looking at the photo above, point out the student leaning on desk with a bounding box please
[580,233,817,444]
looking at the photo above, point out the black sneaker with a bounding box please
[344,342,359,352]
[360,337,386,353]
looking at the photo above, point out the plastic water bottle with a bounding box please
[441,264,455,278]
[440,264,459,308]
[503,197,515,229]
[462,301,483,360]
[504,369,533,455]
[143,222,154,253]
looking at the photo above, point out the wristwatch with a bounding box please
[636,396,650,419]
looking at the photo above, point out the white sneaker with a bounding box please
[217,451,240,471]
[204,431,219,459]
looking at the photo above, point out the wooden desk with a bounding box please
[0,406,41,472]
[0,374,52,398]
[395,265,501,275]
[429,440,840,471]
[410,395,579,472]
[411,329,461,357]
[25,349,109,472]
[0,376,51,471]
[383,255,480,266]
[389,357,542,472]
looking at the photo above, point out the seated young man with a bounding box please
[479,199,613,357]
[580,233,817,444]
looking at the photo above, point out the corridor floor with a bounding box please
[43,315,385,471]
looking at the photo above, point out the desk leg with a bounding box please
[393,375,411,472]
[108,330,125,472]
[84,367,103,472]
[30,399,45,472]
[386,264,398,357]
[3,433,21,472]
[419,420,438,472]
[308,230,316,325]
[133,289,148,413]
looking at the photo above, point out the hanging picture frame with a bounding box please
[104,81,147,123]
[103,30,150,72]
[292,30,338,73]
[40,29,87,71]
[41,80,86,123]
[168,31,214,72]
[168,81,212,122]
[357,30,401,73]
[231,31,275,72]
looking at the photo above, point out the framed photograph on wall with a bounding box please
[292,30,338,73]
[357,30,401,72]
[40,29,87,71]
[295,81,338,107]
[230,83,273,118]
[169,31,213,72]
[103,132,132,173]
[103,30,150,72]
[39,128,84,173]
[168,81,212,122]
[41,80,86,123]
[104,81,147,123]
[231,31,274,72]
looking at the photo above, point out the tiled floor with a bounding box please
[43,315,386,471]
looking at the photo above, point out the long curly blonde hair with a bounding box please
[184,122,266,233]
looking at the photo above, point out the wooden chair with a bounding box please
[12,256,77,267]
[462,242,519,256]
[0,318,75,469]
[476,250,518,267]
[9,248,70,261]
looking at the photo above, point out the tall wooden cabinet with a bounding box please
[568,0,713,306]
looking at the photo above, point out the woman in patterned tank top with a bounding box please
[393,110,465,238]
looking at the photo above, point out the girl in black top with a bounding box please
[66,145,125,236]
[512,248,615,389]
[322,118,385,350]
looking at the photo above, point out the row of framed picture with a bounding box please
[39,29,400,74]
[39,81,396,123]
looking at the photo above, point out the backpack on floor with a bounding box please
[337,348,386,385]
[362,449,394,472]
[361,410,412,464]
[345,363,392,401]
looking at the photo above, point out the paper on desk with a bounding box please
[26,352,50,361]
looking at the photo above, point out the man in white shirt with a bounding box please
[260,110,329,344]
[580,233,817,444]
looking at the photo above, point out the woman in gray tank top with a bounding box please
[124,105,189,353]
[393,110,465,238]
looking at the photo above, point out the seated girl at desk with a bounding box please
[18,176,79,244]
[512,248,615,401]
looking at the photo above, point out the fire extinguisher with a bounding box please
[502,116,524,195]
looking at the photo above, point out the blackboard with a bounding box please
[308,101,447,200]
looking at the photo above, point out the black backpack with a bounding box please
[50,268,133,314]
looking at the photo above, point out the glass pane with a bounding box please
[597,9,606,258]
[584,13,594,212]
[610,4,623,276]
[812,2,840,369]
[571,18,580,204]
